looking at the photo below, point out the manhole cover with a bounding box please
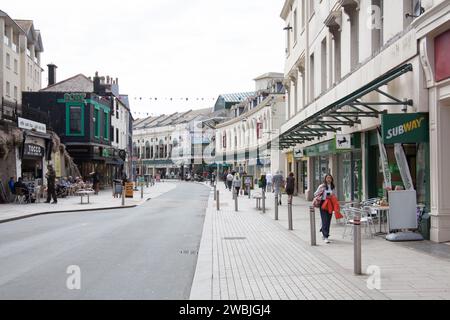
[223,237,247,241]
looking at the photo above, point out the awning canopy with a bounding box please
[279,63,414,149]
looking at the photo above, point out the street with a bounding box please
[0,182,209,300]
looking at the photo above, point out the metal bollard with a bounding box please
[216,190,220,211]
[309,206,316,246]
[262,189,266,214]
[234,189,238,212]
[275,195,279,221]
[354,212,362,275]
[141,183,144,199]
[248,185,251,199]
[214,185,217,201]
[122,187,125,206]
[288,201,293,230]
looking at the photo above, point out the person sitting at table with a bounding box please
[14,177,31,203]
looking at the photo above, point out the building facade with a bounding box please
[22,71,133,188]
[132,108,220,180]
[0,11,47,201]
[279,0,450,242]
[215,73,286,178]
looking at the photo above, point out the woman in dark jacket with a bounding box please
[285,172,295,204]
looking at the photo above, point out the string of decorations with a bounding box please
[131,96,218,102]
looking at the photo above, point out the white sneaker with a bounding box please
[324,238,331,244]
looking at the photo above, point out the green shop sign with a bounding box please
[382,113,429,144]
[303,133,360,157]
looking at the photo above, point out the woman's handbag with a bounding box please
[312,188,324,208]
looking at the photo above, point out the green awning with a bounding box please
[280,63,414,149]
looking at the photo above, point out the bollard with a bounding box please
[354,211,362,275]
[141,183,144,199]
[262,189,266,214]
[122,187,125,206]
[288,201,293,230]
[216,190,220,211]
[214,185,217,201]
[275,195,279,221]
[309,206,316,246]
[234,189,238,212]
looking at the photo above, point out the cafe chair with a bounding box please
[342,207,375,239]
[14,187,27,205]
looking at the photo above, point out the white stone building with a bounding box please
[133,108,218,179]
[215,73,286,178]
[279,0,450,242]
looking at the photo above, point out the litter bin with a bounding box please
[420,212,431,240]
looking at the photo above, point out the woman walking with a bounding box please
[285,172,295,204]
[233,173,242,197]
[314,174,337,244]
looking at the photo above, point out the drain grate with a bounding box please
[223,237,247,241]
[180,250,199,255]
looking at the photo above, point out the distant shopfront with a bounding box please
[304,134,362,202]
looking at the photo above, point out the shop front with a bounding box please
[366,113,430,208]
[304,134,362,202]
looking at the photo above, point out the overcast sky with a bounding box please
[2,0,285,118]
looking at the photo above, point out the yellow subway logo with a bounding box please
[386,117,425,140]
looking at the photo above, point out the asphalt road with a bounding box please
[0,182,210,300]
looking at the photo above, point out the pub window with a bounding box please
[94,108,100,138]
[103,111,109,140]
[70,106,82,134]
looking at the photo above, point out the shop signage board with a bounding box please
[382,113,429,144]
[335,134,352,150]
[23,144,44,158]
[125,182,134,198]
[293,147,304,159]
[18,117,46,134]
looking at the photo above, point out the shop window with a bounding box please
[69,106,82,135]
[435,29,450,82]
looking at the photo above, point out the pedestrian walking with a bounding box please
[259,174,267,192]
[233,173,242,196]
[266,172,273,193]
[226,172,234,191]
[285,172,295,204]
[272,171,284,205]
[314,174,337,244]
[223,171,228,189]
[91,170,100,195]
[45,165,57,204]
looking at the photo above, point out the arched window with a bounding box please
[145,141,151,159]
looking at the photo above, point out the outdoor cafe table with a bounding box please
[371,205,390,235]
[76,190,95,204]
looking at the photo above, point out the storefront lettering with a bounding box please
[386,117,425,140]
[63,93,86,103]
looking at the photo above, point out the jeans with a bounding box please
[320,200,332,238]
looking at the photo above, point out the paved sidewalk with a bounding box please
[0,182,176,223]
[190,183,450,300]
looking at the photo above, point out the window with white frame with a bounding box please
[6,81,11,97]
[6,53,10,69]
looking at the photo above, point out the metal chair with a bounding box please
[14,187,27,204]
[342,207,376,239]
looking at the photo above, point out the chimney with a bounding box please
[93,72,101,94]
[47,64,57,86]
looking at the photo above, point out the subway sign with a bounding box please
[382,113,429,144]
